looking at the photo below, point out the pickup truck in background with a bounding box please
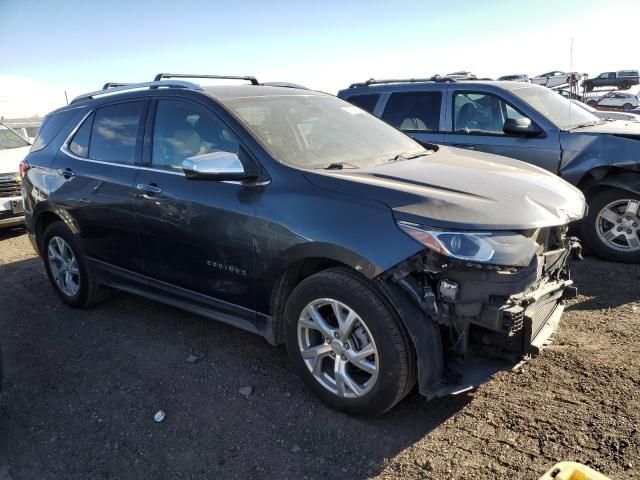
[582,70,640,91]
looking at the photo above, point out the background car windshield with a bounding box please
[513,86,599,129]
[224,94,425,169]
[0,125,30,150]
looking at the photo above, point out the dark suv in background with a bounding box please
[339,79,640,263]
[22,74,584,415]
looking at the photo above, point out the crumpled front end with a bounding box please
[377,225,582,400]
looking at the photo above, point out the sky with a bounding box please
[1,0,638,117]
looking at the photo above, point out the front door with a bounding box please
[444,90,562,174]
[133,98,258,311]
[51,100,146,273]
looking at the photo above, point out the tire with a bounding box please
[585,84,594,92]
[42,221,109,307]
[581,189,640,263]
[620,81,630,90]
[284,267,417,415]
[587,100,597,107]
[622,103,633,111]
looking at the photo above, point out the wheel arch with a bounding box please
[578,167,640,198]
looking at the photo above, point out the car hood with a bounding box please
[303,146,586,230]
[572,120,640,136]
[0,146,30,174]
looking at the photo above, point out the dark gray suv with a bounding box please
[339,79,640,263]
[21,74,584,415]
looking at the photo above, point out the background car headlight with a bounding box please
[397,221,540,267]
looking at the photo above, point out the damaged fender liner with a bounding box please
[375,234,579,400]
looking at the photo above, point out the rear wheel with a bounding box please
[620,81,630,90]
[581,189,640,263]
[284,267,416,415]
[42,222,109,307]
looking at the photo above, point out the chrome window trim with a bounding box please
[59,106,271,186]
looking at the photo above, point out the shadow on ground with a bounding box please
[567,256,640,312]
[0,252,470,479]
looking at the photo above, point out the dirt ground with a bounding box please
[0,228,638,480]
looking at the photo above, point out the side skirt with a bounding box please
[89,259,276,344]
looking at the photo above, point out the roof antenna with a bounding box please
[64,90,69,105]
[568,38,574,125]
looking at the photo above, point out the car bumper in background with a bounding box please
[0,196,25,228]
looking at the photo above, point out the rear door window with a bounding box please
[89,102,144,164]
[382,92,442,131]
[346,94,380,113]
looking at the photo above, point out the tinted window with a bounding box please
[89,102,144,164]
[69,113,93,157]
[152,100,240,171]
[382,92,442,131]
[453,92,529,135]
[347,94,380,113]
[30,109,79,152]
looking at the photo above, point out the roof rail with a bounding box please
[102,82,132,90]
[70,80,203,104]
[154,73,259,85]
[261,81,308,90]
[348,76,456,88]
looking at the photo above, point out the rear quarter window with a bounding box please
[345,94,380,113]
[30,108,83,152]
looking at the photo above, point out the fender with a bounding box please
[579,168,640,197]
[376,280,445,399]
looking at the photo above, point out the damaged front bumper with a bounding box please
[378,227,582,400]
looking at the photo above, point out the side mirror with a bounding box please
[503,117,541,137]
[182,151,248,181]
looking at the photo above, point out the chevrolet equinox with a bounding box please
[21,74,585,415]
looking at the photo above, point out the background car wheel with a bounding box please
[622,103,633,111]
[284,267,416,415]
[581,189,640,263]
[587,100,597,106]
[42,222,109,307]
[620,82,630,90]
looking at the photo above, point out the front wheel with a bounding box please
[581,189,640,263]
[284,267,416,415]
[622,103,633,111]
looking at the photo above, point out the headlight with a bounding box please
[397,221,540,267]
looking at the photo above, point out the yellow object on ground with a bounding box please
[540,462,612,480]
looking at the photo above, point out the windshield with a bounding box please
[512,86,601,129]
[223,94,426,169]
[0,123,30,150]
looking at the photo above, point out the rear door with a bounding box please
[133,97,257,311]
[444,90,562,173]
[52,100,146,272]
[378,90,446,144]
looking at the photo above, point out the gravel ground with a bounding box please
[0,228,639,480]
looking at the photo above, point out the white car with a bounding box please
[497,74,530,82]
[532,71,581,88]
[592,91,640,111]
[0,121,30,228]
[571,99,640,122]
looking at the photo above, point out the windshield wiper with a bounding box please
[324,162,358,170]
[389,151,432,162]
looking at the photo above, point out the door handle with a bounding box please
[57,168,76,178]
[136,183,163,194]
[451,144,477,150]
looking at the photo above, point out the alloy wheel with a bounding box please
[297,298,378,398]
[47,236,81,296]
[596,199,640,252]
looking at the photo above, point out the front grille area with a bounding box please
[527,299,558,339]
[0,176,21,198]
